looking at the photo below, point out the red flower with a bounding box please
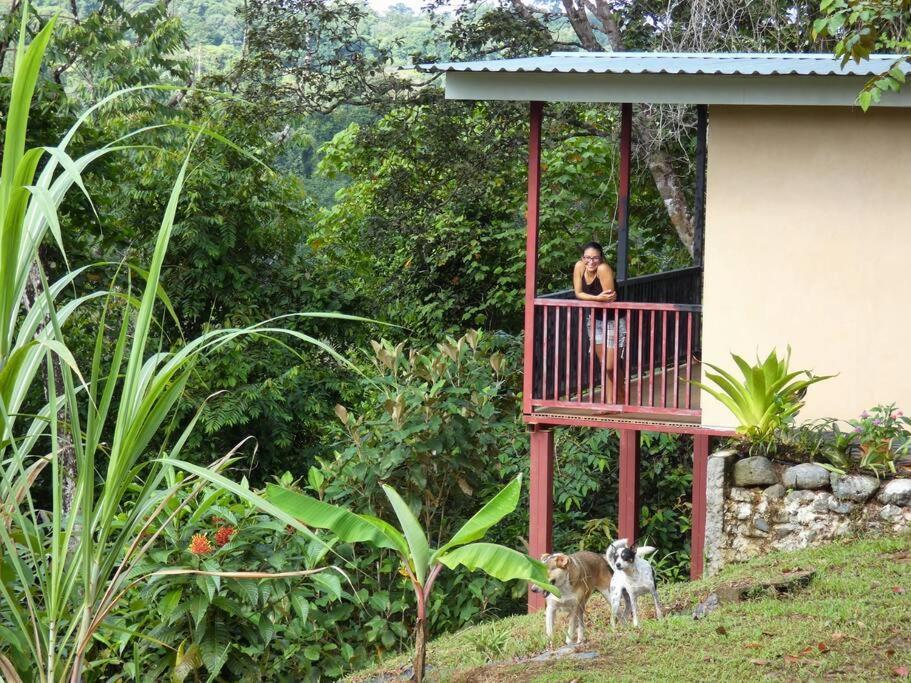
[188,533,212,555]
[214,526,236,547]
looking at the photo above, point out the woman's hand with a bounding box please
[597,290,617,302]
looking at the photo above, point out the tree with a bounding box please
[813,0,911,109]
[432,0,824,254]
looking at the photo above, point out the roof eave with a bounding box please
[443,71,911,107]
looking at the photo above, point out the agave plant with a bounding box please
[695,347,834,440]
[0,16,357,681]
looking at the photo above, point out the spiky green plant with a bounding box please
[0,16,353,681]
[695,348,834,440]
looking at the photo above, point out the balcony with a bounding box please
[526,267,703,429]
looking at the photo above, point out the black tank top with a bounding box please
[580,274,603,296]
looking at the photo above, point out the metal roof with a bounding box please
[418,52,911,107]
[420,51,911,77]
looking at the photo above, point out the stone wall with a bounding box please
[703,450,911,575]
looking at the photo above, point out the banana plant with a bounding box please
[694,347,834,439]
[261,474,556,683]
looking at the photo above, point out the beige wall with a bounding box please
[702,105,911,429]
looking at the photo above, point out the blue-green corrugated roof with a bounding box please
[419,52,910,76]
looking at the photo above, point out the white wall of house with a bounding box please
[702,105,911,428]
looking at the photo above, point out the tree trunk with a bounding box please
[24,259,78,513]
[558,0,697,255]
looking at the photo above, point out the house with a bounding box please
[418,52,911,610]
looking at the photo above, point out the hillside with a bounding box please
[351,534,911,681]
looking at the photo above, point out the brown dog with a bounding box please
[533,551,613,645]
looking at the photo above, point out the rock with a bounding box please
[729,487,756,502]
[733,457,778,487]
[878,479,911,507]
[782,463,830,490]
[692,593,720,620]
[784,490,816,506]
[881,504,903,521]
[763,484,786,499]
[753,516,770,533]
[830,473,880,503]
[773,523,795,539]
[732,502,752,520]
[811,493,832,513]
[827,498,855,514]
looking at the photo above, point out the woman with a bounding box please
[573,242,625,403]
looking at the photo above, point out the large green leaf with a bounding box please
[381,484,430,584]
[431,475,521,563]
[264,485,401,552]
[438,543,559,595]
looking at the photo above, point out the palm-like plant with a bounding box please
[0,16,355,681]
[695,347,834,439]
[258,474,555,683]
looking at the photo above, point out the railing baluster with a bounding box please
[637,309,644,407]
[565,306,571,401]
[686,311,694,410]
[661,310,667,408]
[600,307,608,404]
[648,309,656,407]
[613,308,620,406]
[541,305,548,401]
[553,305,561,402]
[673,310,680,409]
[588,307,596,404]
[624,309,631,409]
[576,309,583,402]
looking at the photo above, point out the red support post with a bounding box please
[522,101,544,416]
[528,426,554,612]
[616,103,632,282]
[618,429,641,544]
[691,434,710,580]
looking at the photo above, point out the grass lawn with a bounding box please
[349,533,911,681]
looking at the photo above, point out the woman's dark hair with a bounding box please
[581,241,604,258]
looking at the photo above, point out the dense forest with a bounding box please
[0,0,906,679]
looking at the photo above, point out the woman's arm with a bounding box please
[597,263,617,302]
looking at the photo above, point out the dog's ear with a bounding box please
[540,553,551,562]
[555,554,570,569]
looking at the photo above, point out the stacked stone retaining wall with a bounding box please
[704,450,911,575]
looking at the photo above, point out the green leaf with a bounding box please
[263,484,401,551]
[438,543,558,595]
[433,475,521,561]
[381,484,431,585]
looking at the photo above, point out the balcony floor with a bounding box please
[526,361,728,434]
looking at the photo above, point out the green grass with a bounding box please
[349,533,911,681]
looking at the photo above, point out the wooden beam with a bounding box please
[616,103,632,282]
[618,428,640,543]
[528,425,554,613]
[523,101,544,415]
[694,105,707,269]
[691,434,710,579]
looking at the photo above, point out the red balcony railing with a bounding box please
[530,298,702,417]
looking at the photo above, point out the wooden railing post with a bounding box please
[528,425,554,613]
[618,428,641,543]
[691,434,710,579]
[523,101,544,415]
[617,103,632,282]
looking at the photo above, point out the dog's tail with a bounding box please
[637,546,657,557]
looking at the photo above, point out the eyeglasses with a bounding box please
[582,255,601,261]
